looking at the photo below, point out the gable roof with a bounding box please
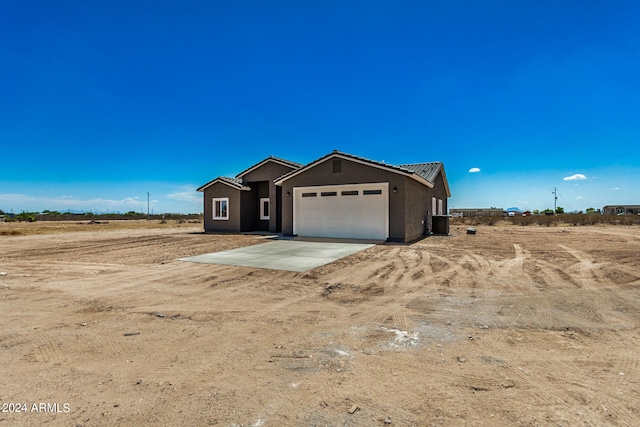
[236,156,303,179]
[198,155,302,192]
[274,150,449,194]
[197,176,251,192]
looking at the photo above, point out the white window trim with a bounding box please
[260,198,270,220]
[212,197,229,220]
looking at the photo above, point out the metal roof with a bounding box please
[199,151,450,196]
[275,150,448,195]
[397,162,443,183]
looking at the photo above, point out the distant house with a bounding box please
[603,205,640,215]
[449,208,503,217]
[198,150,451,242]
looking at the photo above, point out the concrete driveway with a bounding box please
[178,240,374,272]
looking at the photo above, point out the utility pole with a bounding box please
[552,187,558,214]
[147,192,150,221]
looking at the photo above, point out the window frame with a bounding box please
[260,197,270,220]
[212,197,229,220]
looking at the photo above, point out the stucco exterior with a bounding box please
[198,157,300,233]
[202,182,243,232]
[277,154,449,242]
[240,161,298,232]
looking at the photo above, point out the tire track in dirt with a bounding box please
[79,330,126,358]
[497,358,582,418]
[558,244,612,291]
[460,245,535,334]
[557,244,626,328]
[337,362,430,424]
[542,354,640,426]
[125,380,204,426]
[309,247,432,356]
[8,235,177,261]
[20,329,65,364]
[478,326,640,427]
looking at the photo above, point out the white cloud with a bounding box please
[167,190,201,204]
[563,173,587,181]
[609,187,620,191]
[468,167,481,173]
[575,196,583,200]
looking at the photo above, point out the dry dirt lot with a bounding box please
[1,221,639,426]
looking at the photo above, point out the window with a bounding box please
[432,197,436,215]
[301,192,317,197]
[213,198,229,220]
[321,191,337,197]
[333,160,342,173]
[438,199,443,216]
[260,198,270,220]
[341,190,358,196]
[363,189,382,195]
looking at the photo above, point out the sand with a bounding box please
[1,221,639,426]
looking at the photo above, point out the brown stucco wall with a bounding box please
[203,182,242,232]
[279,157,407,241]
[402,169,449,241]
[242,161,298,232]
[431,170,449,208]
[403,176,430,242]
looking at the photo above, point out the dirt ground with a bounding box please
[1,221,639,426]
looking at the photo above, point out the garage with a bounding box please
[293,183,389,240]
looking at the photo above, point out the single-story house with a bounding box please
[603,205,640,215]
[198,150,450,242]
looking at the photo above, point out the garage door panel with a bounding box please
[294,183,388,240]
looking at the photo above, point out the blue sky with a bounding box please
[1,1,638,214]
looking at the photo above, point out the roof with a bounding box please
[198,155,301,192]
[274,150,450,196]
[603,205,640,209]
[235,156,303,179]
[197,176,251,192]
[397,162,441,183]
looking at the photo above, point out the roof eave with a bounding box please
[197,178,250,192]
[236,157,301,179]
[438,164,451,197]
[275,152,425,186]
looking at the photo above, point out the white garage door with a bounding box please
[293,183,389,240]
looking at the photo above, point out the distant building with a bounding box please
[603,205,640,215]
[449,208,503,217]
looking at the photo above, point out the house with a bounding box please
[603,205,640,215]
[198,150,450,242]
[197,156,303,233]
